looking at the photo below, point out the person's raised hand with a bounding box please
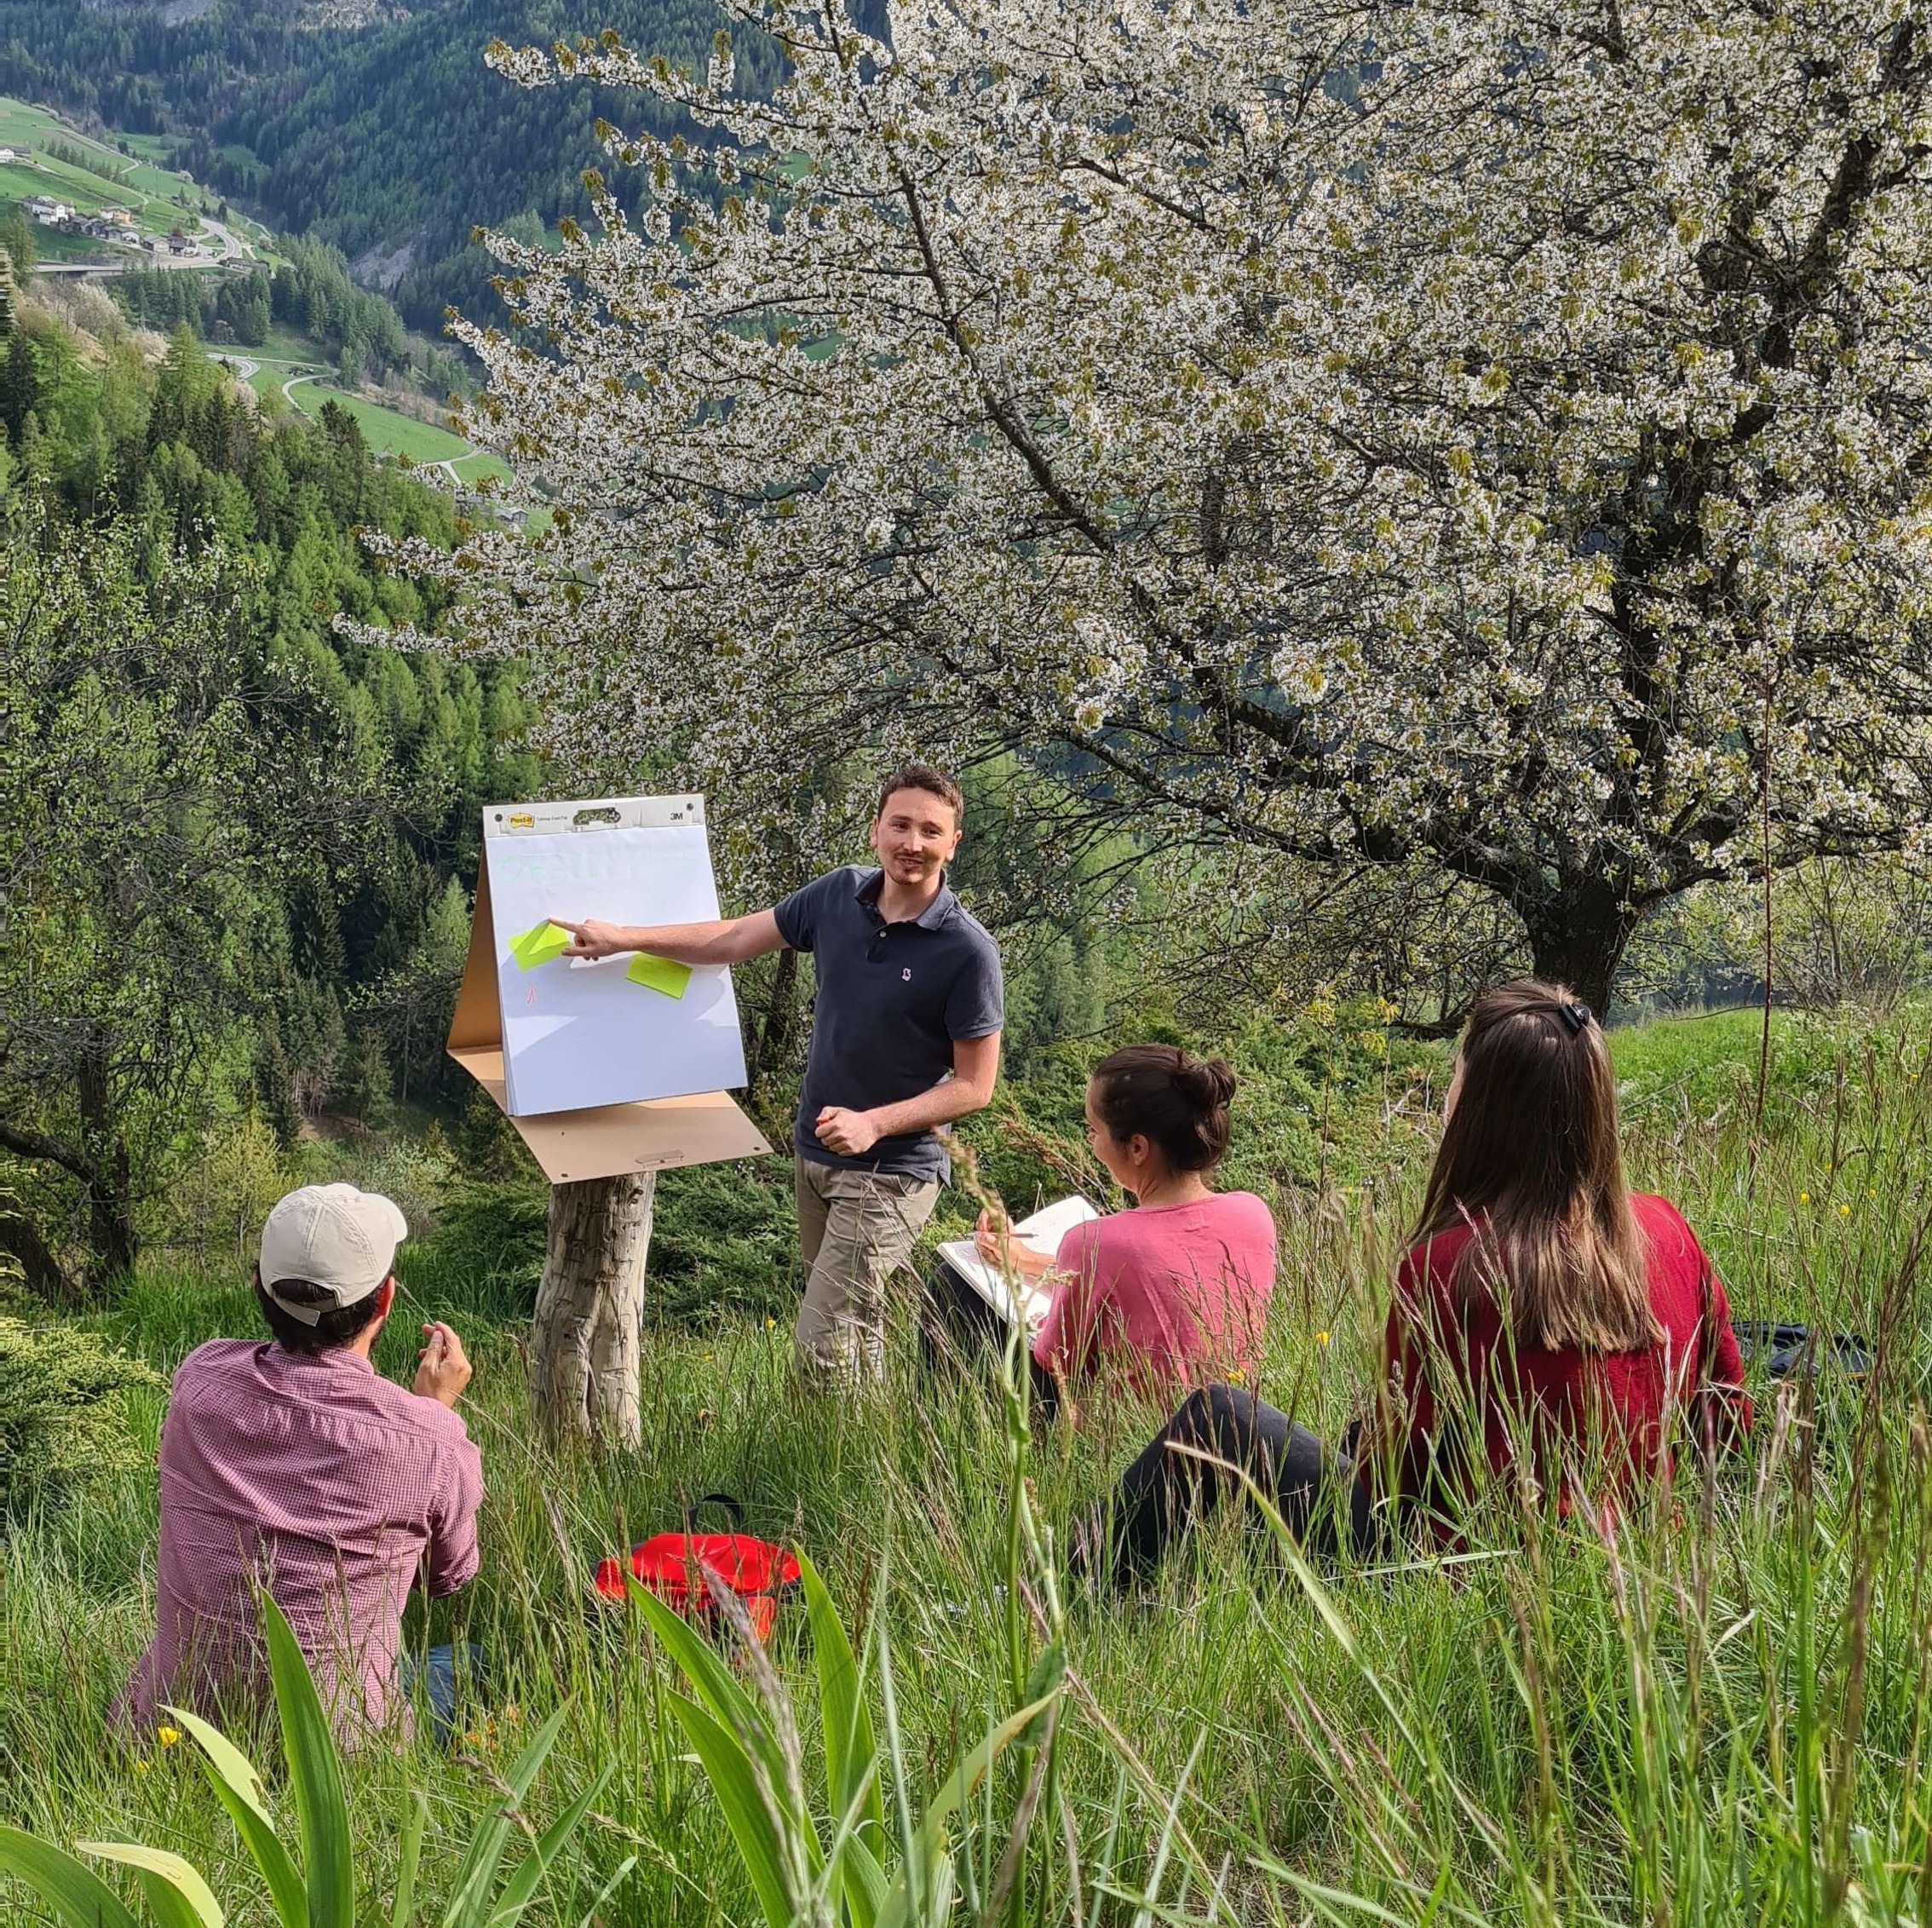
[555,917,629,959]
[814,1105,881,1157]
[975,1205,1055,1279]
[414,1321,472,1407]
[974,1205,1012,1264]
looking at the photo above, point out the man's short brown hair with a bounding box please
[874,763,964,825]
[253,1268,388,1355]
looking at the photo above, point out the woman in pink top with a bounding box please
[977,1045,1277,1395]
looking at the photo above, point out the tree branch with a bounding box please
[0,1118,99,1188]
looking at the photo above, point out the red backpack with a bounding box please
[595,1493,802,1643]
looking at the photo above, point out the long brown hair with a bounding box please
[1413,980,1659,1353]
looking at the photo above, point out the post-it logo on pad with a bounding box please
[627,953,693,999]
[509,921,572,970]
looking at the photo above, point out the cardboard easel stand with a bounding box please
[446,859,770,1185]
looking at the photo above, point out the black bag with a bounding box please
[1730,1321,1871,1381]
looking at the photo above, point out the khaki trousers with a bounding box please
[793,1155,940,1386]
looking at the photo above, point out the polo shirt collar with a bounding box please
[855,866,957,930]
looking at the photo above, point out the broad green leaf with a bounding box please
[164,1706,307,1928]
[840,1835,888,1928]
[575,1856,636,1928]
[665,1690,796,1928]
[441,1702,569,1928]
[161,1705,275,1827]
[78,1840,223,1928]
[1015,1642,1066,1750]
[640,1578,826,1873]
[0,1825,142,1928]
[797,1550,883,1847]
[873,1693,1058,1928]
[261,1594,354,1928]
[626,1582,769,1764]
[486,1764,611,1926]
[391,1790,428,1928]
[627,1577,817,1853]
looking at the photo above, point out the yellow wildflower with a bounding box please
[156,1726,181,1749]
[1799,1192,1809,1204]
[1841,1203,1851,1217]
[1315,1332,1331,1347]
[133,1760,151,1775]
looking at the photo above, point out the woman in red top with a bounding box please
[1076,981,1751,1579]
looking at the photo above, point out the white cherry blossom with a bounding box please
[360,0,1932,1005]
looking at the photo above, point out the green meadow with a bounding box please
[272,372,513,484]
[3,1006,1927,1925]
[0,96,232,250]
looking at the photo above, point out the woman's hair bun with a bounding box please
[1090,1045,1237,1172]
[1180,1055,1239,1111]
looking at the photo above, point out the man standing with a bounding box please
[120,1183,482,1736]
[559,765,1003,1384]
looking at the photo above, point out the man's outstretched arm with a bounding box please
[555,908,786,966]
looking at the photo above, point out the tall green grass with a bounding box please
[4,1010,1932,1924]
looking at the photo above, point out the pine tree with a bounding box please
[253,1016,303,1149]
[0,211,33,281]
[0,327,39,446]
[341,1025,396,1134]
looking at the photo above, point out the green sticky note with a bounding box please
[627,952,692,999]
[509,921,572,970]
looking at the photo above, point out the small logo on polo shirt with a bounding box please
[901,967,912,981]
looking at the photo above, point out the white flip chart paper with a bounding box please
[484,795,748,1117]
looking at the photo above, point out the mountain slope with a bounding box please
[0,0,797,331]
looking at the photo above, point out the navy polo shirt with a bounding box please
[773,866,1003,1183]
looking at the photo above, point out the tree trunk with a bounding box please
[1523,877,1635,1016]
[530,1171,656,1447]
[0,1198,76,1306]
[743,943,800,1101]
[75,1043,138,1282]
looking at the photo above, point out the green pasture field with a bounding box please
[255,324,316,363]
[0,95,258,255]
[3,1004,1929,1925]
[281,375,513,481]
[243,359,313,400]
[5,217,115,263]
[0,97,189,205]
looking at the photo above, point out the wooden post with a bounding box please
[530,1171,656,1447]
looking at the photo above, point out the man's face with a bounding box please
[871,787,962,889]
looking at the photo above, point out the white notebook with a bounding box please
[937,1194,1101,1331]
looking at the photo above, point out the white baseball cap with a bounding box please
[257,1183,408,1326]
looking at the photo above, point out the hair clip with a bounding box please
[1556,1000,1592,1036]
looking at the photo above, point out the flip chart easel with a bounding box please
[446,794,771,1183]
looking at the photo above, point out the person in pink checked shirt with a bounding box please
[118,1183,483,1741]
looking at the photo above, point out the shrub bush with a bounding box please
[0,1317,163,1509]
